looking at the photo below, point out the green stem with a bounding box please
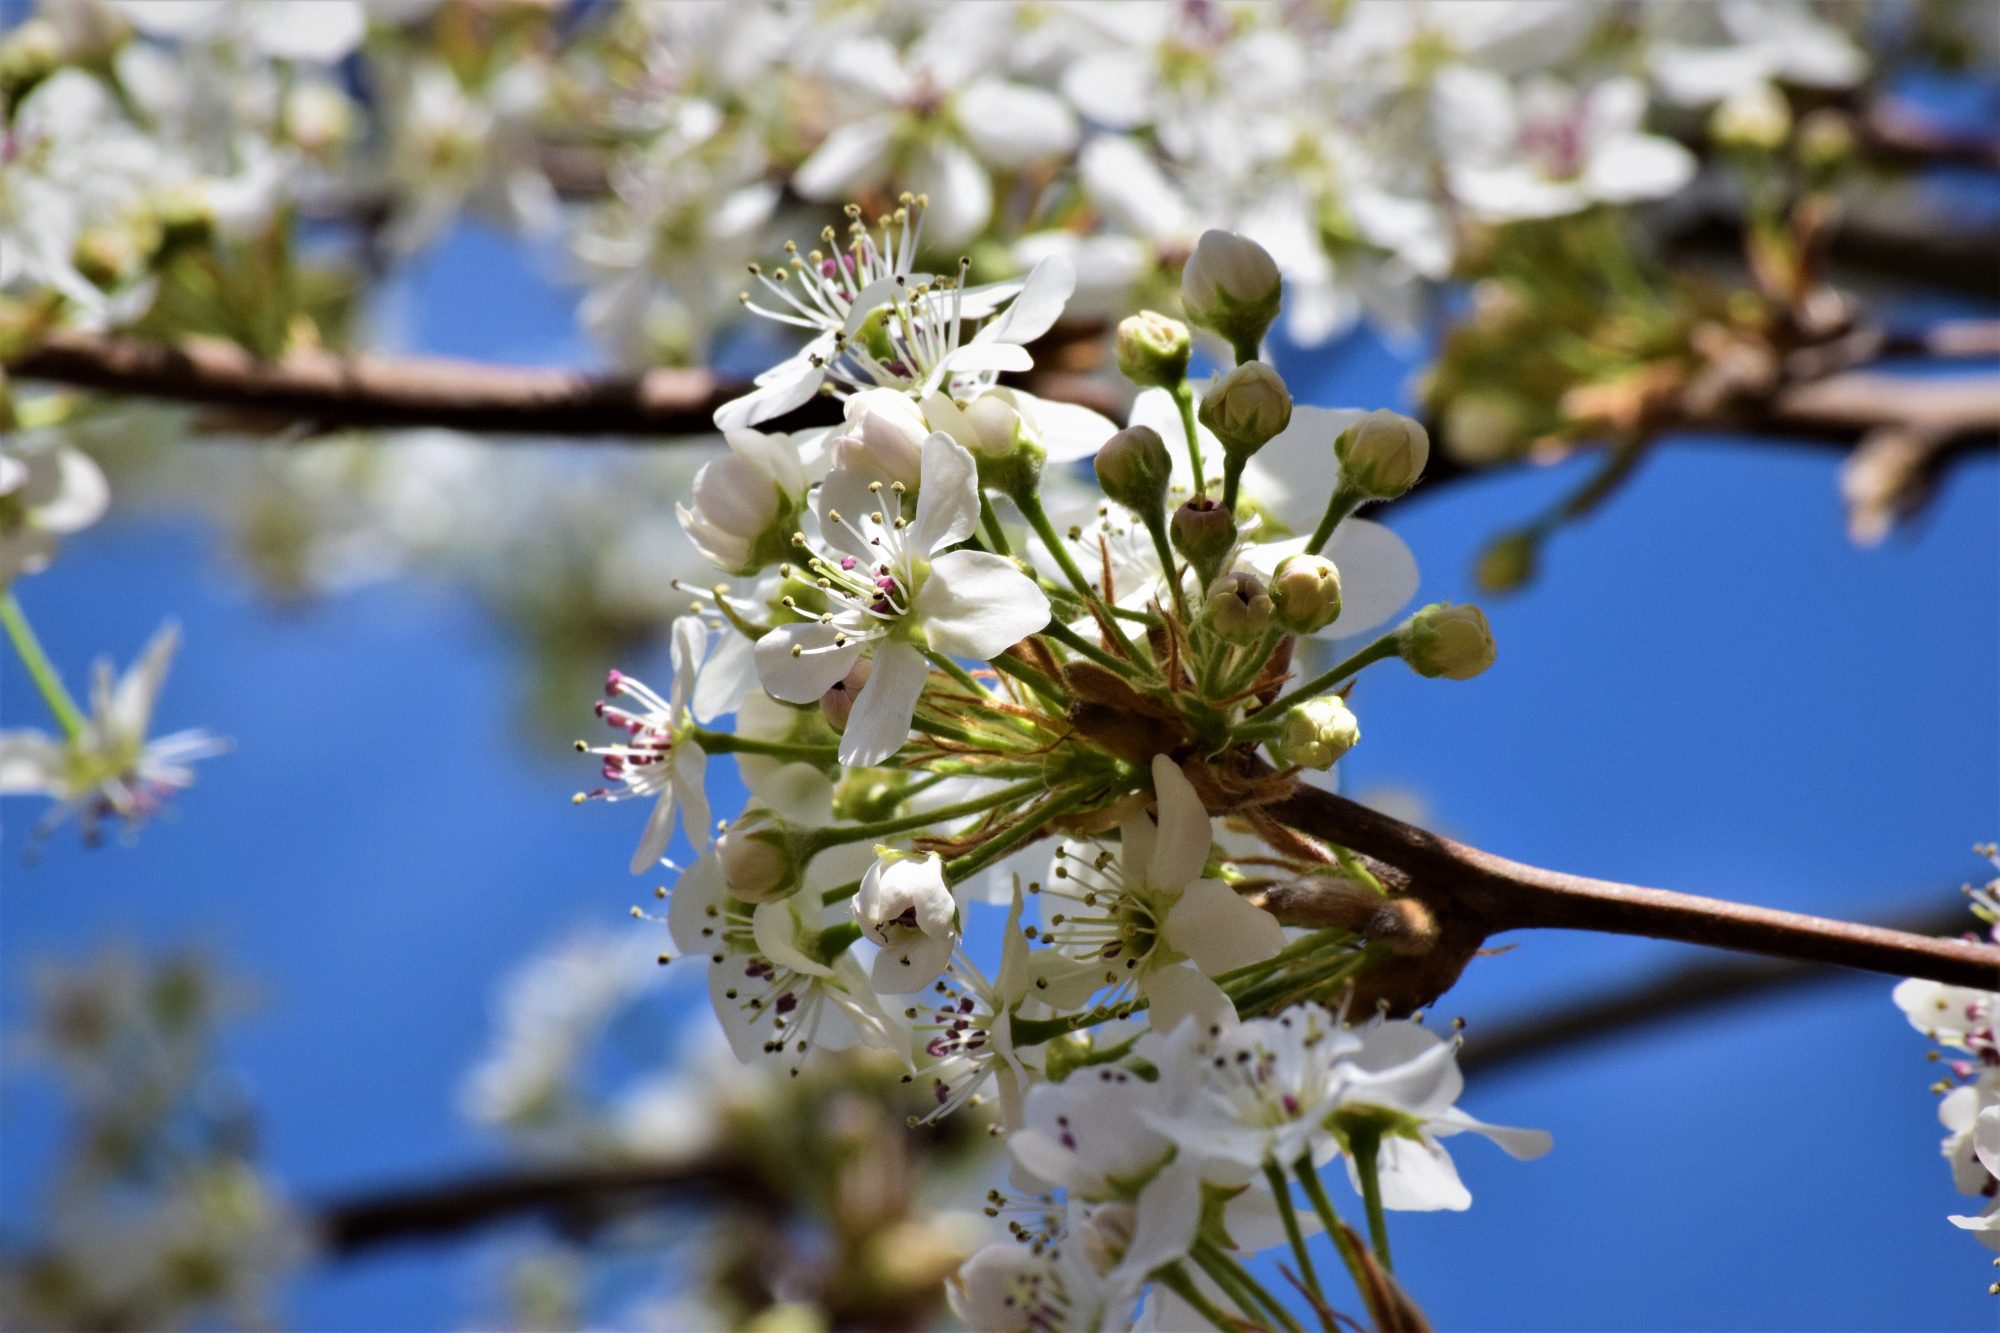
[1248,633,1403,725]
[1156,1263,1242,1332]
[0,592,86,739]
[1194,1240,1303,1333]
[922,648,992,700]
[812,779,1045,848]
[1350,1130,1393,1274]
[1294,1158,1372,1301]
[1228,946,1372,1019]
[1217,627,1283,700]
[1305,485,1362,556]
[1007,997,1143,1048]
[1222,454,1246,513]
[1172,382,1205,492]
[988,649,1063,706]
[943,785,1095,885]
[1017,490,1147,665]
[1331,845,1386,896]
[1230,334,1262,367]
[1141,510,1189,621]
[690,730,838,762]
[978,492,1014,557]
[1264,1160,1329,1319]
[1041,621,1135,678]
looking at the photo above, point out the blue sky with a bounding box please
[1,220,1995,1331]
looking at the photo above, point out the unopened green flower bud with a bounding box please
[832,764,905,824]
[1710,83,1791,152]
[285,82,356,158]
[1095,425,1172,518]
[715,811,805,902]
[1401,602,1496,680]
[73,222,151,288]
[925,388,1043,500]
[1170,496,1236,584]
[1271,553,1342,634]
[1040,1030,1098,1084]
[1115,311,1191,389]
[0,20,62,104]
[1203,571,1274,642]
[1181,229,1282,354]
[1199,362,1292,458]
[1796,108,1856,177]
[1441,393,1525,465]
[153,185,217,255]
[1277,695,1360,770]
[1475,529,1539,594]
[1335,408,1429,499]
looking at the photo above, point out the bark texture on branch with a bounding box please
[8,327,1990,460]
[1458,901,1976,1075]
[2,327,1122,439]
[1266,783,2000,1003]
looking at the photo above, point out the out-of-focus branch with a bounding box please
[1,325,1120,439]
[1416,334,2000,499]
[1264,782,2000,1004]
[1457,901,1976,1076]
[314,1157,772,1256]
[1668,194,2000,297]
[1858,98,2000,173]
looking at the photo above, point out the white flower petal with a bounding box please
[1357,1135,1471,1212]
[1165,878,1287,976]
[910,433,982,555]
[957,80,1079,168]
[838,640,928,767]
[1146,755,1212,890]
[1321,519,1420,639]
[754,622,865,704]
[916,550,1050,659]
[974,254,1075,349]
[0,730,64,794]
[794,116,896,200]
[1141,963,1236,1033]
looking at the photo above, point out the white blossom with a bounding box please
[574,616,715,874]
[753,433,1049,767]
[0,622,228,842]
[0,431,111,582]
[1038,755,1286,1032]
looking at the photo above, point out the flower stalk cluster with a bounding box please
[574,209,1522,1328]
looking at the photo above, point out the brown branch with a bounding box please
[1,326,1120,440]
[1457,901,1975,1076]
[1265,783,2000,999]
[1858,98,2000,174]
[314,1156,772,1257]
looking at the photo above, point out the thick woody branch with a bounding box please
[1,326,1119,439]
[1458,901,1975,1075]
[8,328,1991,496]
[1266,783,2000,993]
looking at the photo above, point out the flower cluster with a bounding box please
[956,1003,1549,1330]
[1893,847,2000,1280]
[574,211,1528,1326]
[0,948,301,1331]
